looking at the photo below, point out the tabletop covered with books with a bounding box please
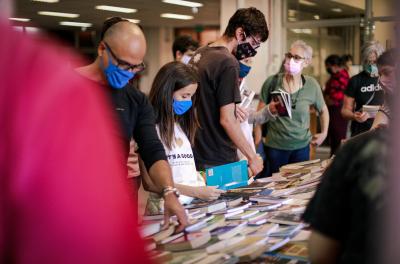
[139,159,331,264]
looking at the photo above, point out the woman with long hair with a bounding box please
[145,62,224,214]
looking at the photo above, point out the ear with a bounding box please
[234,27,245,41]
[175,50,183,61]
[97,42,106,57]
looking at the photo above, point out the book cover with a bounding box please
[271,89,292,118]
[206,160,249,191]
[239,79,256,109]
[268,212,303,226]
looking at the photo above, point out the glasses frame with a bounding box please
[103,42,146,72]
[285,52,306,62]
[243,31,261,49]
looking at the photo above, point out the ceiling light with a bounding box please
[59,21,92,27]
[288,17,297,22]
[314,15,320,20]
[162,0,203,8]
[291,28,313,34]
[9,17,31,22]
[331,8,342,13]
[161,13,193,20]
[38,11,79,18]
[31,0,59,3]
[95,5,137,13]
[299,0,316,6]
[25,27,41,33]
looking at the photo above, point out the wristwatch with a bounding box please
[161,186,180,198]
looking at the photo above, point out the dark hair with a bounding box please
[325,54,342,67]
[377,48,399,67]
[149,62,199,150]
[223,7,269,42]
[100,17,128,40]
[172,35,199,59]
[341,54,353,63]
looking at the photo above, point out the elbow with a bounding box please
[220,116,231,130]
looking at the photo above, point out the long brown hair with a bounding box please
[149,61,199,150]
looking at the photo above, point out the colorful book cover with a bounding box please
[206,160,249,190]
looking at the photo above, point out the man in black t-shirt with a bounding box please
[76,17,188,231]
[303,128,387,264]
[189,7,269,175]
[342,41,384,136]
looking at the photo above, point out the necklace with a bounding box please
[283,76,304,109]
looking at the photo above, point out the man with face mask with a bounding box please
[342,41,385,137]
[172,35,199,64]
[76,17,188,231]
[371,49,398,129]
[188,7,269,176]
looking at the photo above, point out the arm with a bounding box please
[175,184,225,201]
[371,108,389,130]
[253,100,266,146]
[341,95,356,121]
[311,105,329,146]
[309,230,341,264]
[220,103,263,176]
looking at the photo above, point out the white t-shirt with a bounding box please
[146,123,204,214]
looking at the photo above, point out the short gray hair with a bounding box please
[290,40,313,62]
[361,40,384,65]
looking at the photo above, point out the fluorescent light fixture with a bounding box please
[162,0,203,8]
[291,28,312,34]
[331,8,342,12]
[9,17,31,22]
[314,15,320,20]
[299,0,316,6]
[38,11,79,18]
[59,21,92,27]
[288,17,297,22]
[32,0,59,3]
[160,13,193,20]
[95,5,137,13]
[25,27,41,33]
[126,18,140,23]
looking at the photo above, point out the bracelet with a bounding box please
[161,186,180,198]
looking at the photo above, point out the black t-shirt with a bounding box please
[303,129,387,264]
[108,83,167,170]
[344,71,384,136]
[189,46,241,170]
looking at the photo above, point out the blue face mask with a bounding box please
[364,64,378,76]
[239,62,252,78]
[101,49,135,89]
[172,99,192,115]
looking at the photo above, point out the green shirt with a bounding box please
[260,73,325,150]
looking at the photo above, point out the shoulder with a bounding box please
[303,75,320,91]
[124,85,148,104]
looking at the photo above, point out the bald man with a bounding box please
[76,17,188,230]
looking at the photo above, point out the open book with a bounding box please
[239,79,255,109]
[271,89,292,118]
[362,105,380,118]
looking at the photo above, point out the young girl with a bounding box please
[145,62,224,215]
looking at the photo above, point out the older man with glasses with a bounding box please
[76,17,188,231]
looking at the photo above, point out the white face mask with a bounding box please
[181,54,192,65]
[284,58,303,75]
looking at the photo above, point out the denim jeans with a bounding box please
[265,145,310,176]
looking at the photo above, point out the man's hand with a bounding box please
[353,111,370,123]
[311,132,327,146]
[248,155,263,176]
[163,193,188,233]
[235,105,250,123]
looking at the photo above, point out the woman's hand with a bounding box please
[194,186,225,201]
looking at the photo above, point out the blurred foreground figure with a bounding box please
[0,19,151,264]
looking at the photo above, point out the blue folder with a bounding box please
[206,160,249,190]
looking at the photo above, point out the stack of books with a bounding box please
[139,158,331,263]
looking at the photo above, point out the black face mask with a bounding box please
[235,42,257,60]
[326,67,333,75]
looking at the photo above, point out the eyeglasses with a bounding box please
[103,42,146,72]
[285,52,305,62]
[243,31,260,49]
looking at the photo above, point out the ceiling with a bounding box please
[13,0,221,30]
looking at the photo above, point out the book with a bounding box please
[362,104,380,117]
[227,210,260,220]
[274,242,309,261]
[185,200,227,214]
[139,222,161,237]
[210,222,247,240]
[269,224,305,238]
[162,231,211,251]
[150,224,175,243]
[249,195,291,204]
[233,237,270,262]
[247,202,283,212]
[206,160,250,190]
[239,79,256,109]
[149,250,173,263]
[168,252,209,264]
[221,197,243,208]
[206,160,249,190]
[268,212,303,225]
[271,89,292,118]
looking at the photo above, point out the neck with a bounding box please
[75,58,107,85]
[210,35,237,53]
[284,73,302,92]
